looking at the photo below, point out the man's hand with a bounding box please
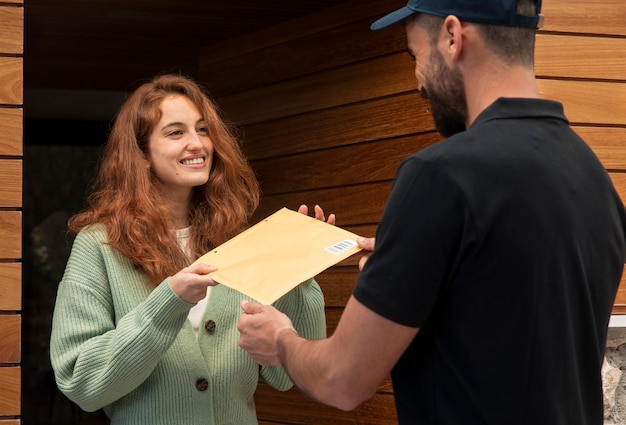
[237,300,297,366]
[357,237,375,271]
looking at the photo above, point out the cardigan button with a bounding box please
[195,378,209,391]
[204,320,216,332]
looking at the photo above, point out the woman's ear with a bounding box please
[142,154,152,170]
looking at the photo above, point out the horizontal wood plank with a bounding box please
[199,0,405,65]
[0,212,21,259]
[0,108,22,156]
[222,62,626,129]
[535,34,626,81]
[254,181,391,226]
[537,79,626,126]
[243,94,435,161]
[253,134,438,195]
[0,160,22,208]
[0,263,21,311]
[0,58,22,105]
[541,0,626,36]
[201,18,405,97]
[0,6,23,55]
[219,53,415,125]
[575,127,626,171]
[0,316,20,363]
[255,383,397,425]
[0,367,20,416]
[609,173,626,205]
[318,266,359,308]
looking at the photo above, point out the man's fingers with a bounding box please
[240,299,263,314]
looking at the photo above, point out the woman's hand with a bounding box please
[168,263,219,304]
[298,204,336,225]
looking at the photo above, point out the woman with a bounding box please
[50,74,328,424]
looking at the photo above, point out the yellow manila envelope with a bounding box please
[192,207,362,305]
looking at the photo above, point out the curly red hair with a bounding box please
[69,74,260,286]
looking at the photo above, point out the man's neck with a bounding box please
[464,61,540,128]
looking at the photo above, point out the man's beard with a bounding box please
[421,49,468,138]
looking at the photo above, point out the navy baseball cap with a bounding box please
[371,0,544,30]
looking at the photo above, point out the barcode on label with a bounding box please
[325,239,357,255]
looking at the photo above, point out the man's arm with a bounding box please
[238,295,418,411]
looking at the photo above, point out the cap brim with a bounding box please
[370,6,415,31]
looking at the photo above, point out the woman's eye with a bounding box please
[197,127,208,134]
[167,130,183,137]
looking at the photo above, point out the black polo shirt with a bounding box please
[354,98,626,424]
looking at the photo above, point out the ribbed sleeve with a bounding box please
[50,226,193,412]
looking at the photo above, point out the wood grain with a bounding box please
[541,0,626,36]
[0,160,22,208]
[0,316,20,363]
[255,383,397,425]
[535,34,626,81]
[0,263,21,311]
[0,212,21,259]
[0,367,20,416]
[0,6,23,55]
[0,58,22,105]
[0,108,22,156]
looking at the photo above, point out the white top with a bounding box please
[177,226,211,336]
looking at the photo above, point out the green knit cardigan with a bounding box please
[50,224,326,424]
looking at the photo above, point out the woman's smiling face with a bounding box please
[146,94,214,199]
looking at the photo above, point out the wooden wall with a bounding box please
[0,0,23,424]
[199,0,626,423]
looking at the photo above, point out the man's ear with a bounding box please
[442,15,464,62]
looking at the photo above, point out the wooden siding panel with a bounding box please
[0,367,20,416]
[0,160,22,208]
[0,263,21,311]
[219,54,415,125]
[0,6,23,54]
[0,109,22,156]
[317,266,359,308]
[535,34,626,81]
[202,19,405,97]
[609,173,626,203]
[253,134,438,195]
[199,0,405,65]
[542,0,626,36]
[223,62,626,128]
[255,383,397,425]
[0,212,21,259]
[1,1,22,423]
[537,79,626,126]
[0,316,20,363]
[254,181,391,226]
[243,94,435,161]
[575,127,626,171]
[0,58,22,105]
